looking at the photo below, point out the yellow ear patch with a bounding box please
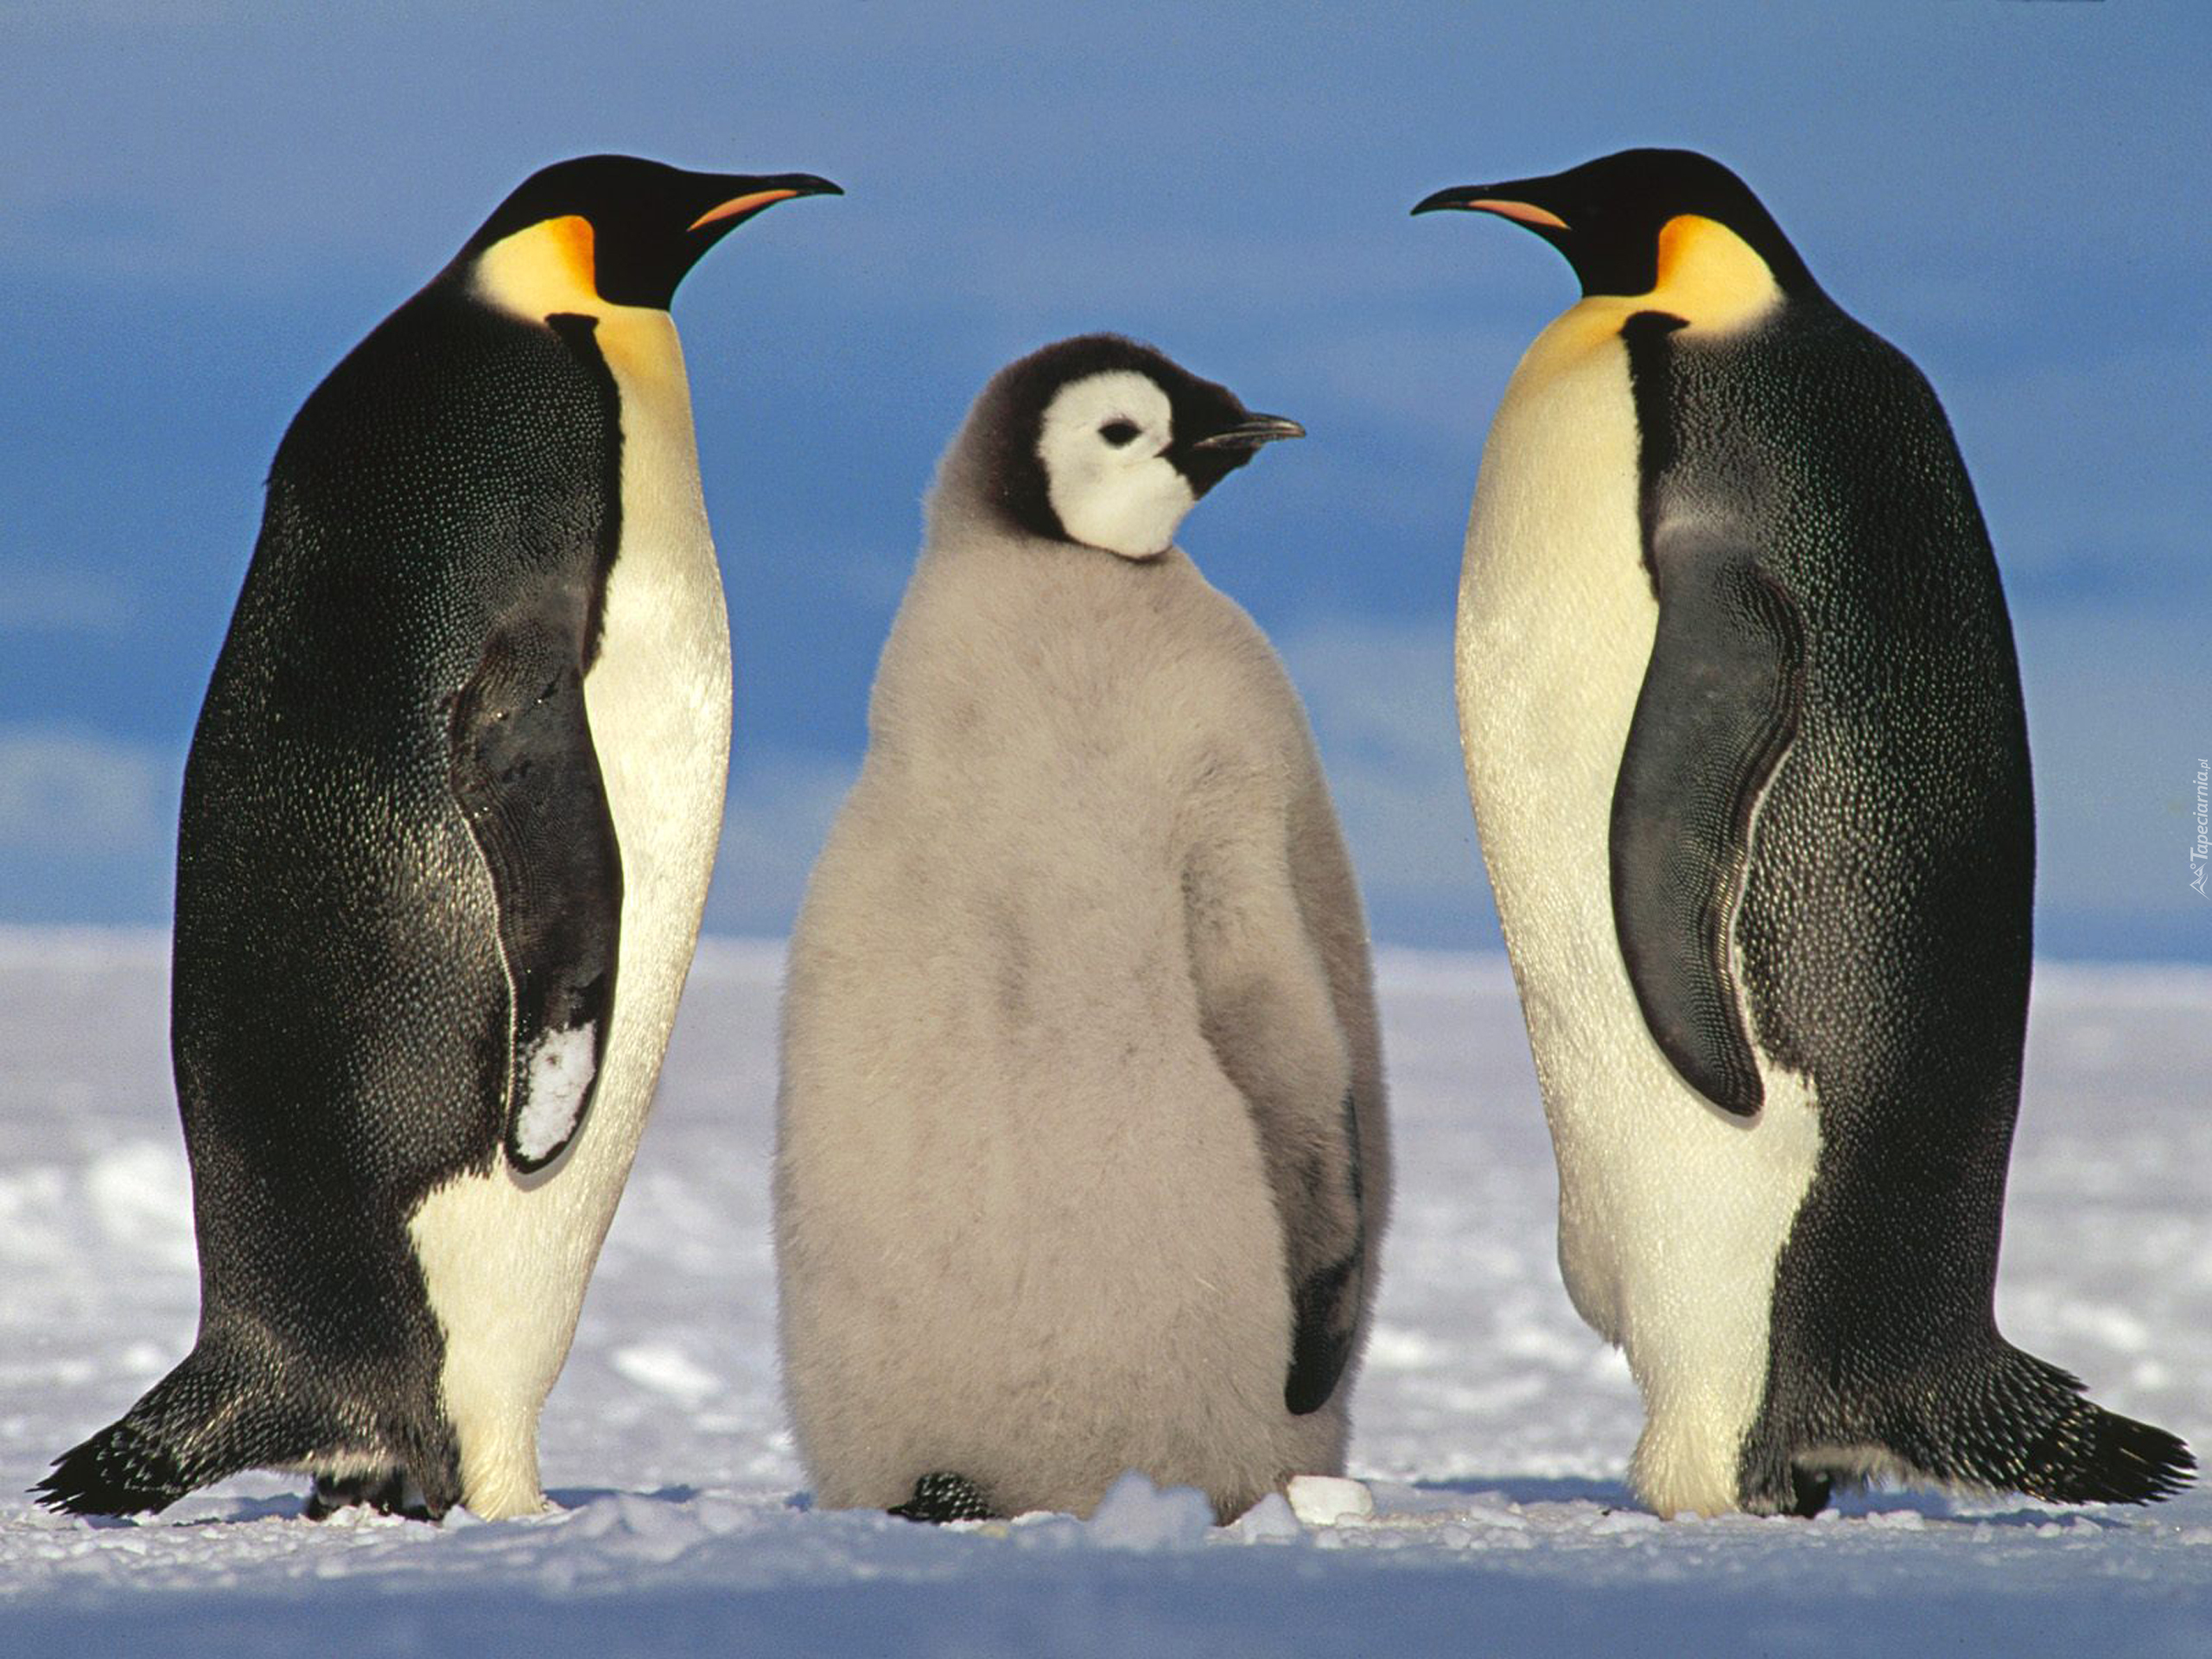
[542,214,597,291]
[474,214,601,319]
[1504,216,1785,400]
[1649,215,1782,333]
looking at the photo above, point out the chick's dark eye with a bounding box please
[1099,419,1141,447]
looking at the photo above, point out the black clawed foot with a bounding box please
[1787,1465,1834,1518]
[889,1471,995,1524]
[306,1470,434,1522]
[305,1473,357,1521]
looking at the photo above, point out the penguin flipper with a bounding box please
[448,614,622,1173]
[1281,1089,1367,1416]
[1181,827,1367,1417]
[1611,520,1804,1118]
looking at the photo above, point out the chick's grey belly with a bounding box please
[779,791,1306,1516]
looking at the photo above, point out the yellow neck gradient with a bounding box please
[473,215,601,316]
[1648,214,1783,333]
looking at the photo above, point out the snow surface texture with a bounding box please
[1,930,2206,1655]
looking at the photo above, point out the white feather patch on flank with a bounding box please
[513,1024,597,1164]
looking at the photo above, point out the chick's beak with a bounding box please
[1190,413,1306,452]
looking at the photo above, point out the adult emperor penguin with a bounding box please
[36,156,839,1522]
[776,334,1389,1524]
[1414,149,2191,1517]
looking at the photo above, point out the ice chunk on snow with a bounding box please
[1084,1471,1213,1550]
[1287,1475,1374,1526]
[1230,1492,1303,1543]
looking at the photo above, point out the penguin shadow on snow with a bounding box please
[543,1484,702,1512]
[1802,1487,2162,1529]
[1817,1487,2145,1529]
[1408,1474,1636,1511]
[75,1484,709,1526]
[68,1491,340,1529]
[1408,1475,2133,1529]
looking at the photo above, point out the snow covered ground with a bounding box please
[2,930,2206,1655]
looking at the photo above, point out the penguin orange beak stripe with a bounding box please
[689,188,802,232]
[1455,199,1568,230]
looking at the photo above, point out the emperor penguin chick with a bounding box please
[38,156,839,1522]
[777,334,1389,1524]
[1416,148,2190,1517]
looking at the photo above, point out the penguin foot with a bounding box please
[1785,1465,1833,1518]
[1734,1447,1847,1518]
[889,1472,996,1524]
[305,1469,434,1522]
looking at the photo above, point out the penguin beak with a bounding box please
[1190,414,1306,452]
[688,174,844,233]
[1410,186,1568,231]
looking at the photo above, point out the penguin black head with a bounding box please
[950,334,1304,561]
[1413,148,1818,304]
[455,154,842,311]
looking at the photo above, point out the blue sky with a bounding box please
[2,2,2205,959]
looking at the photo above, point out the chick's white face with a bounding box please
[1035,371,1194,560]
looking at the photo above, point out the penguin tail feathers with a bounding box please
[1916,1344,2193,1507]
[34,1338,294,1516]
[36,1416,197,1517]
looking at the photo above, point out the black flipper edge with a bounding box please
[448,611,622,1173]
[1610,520,1804,1118]
[1284,1090,1367,1416]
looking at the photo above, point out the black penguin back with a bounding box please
[43,282,628,1516]
[1625,292,2188,1506]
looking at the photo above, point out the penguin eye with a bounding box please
[1099,419,1141,448]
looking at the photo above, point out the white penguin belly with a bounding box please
[1454,307,1820,1516]
[410,313,732,1517]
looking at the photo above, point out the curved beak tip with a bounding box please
[1192,415,1306,452]
[1411,187,1474,218]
